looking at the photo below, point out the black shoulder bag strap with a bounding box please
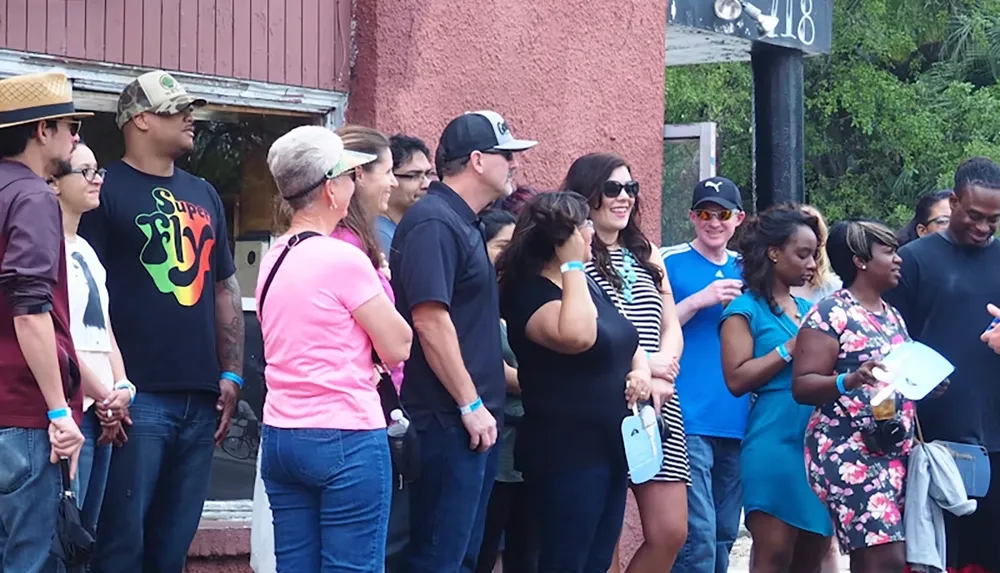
[256,231,320,405]
[257,231,321,316]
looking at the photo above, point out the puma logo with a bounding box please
[705,180,723,193]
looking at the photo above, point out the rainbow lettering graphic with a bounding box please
[135,188,216,306]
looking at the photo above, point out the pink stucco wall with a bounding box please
[347,0,669,243]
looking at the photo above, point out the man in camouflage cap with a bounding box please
[81,71,243,573]
[115,70,206,129]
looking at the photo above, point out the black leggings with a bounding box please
[475,481,539,573]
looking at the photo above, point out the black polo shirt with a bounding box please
[390,182,505,429]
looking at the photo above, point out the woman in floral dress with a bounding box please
[792,220,930,573]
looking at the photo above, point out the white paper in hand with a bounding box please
[871,341,954,401]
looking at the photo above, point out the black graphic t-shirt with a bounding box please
[79,161,235,394]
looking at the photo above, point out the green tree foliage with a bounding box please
[665,0,1000,228]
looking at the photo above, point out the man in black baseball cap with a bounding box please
[435,110,537,196]
[691,176,744,211]
[662,175,747,573]
[390,110,536,572]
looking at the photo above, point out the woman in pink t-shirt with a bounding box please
[332,125,403,389]
[257,126,413,572]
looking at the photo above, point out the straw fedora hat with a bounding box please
[0,72,92,130]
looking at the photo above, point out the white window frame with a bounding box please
[0,48,348,522]
[0,48,347,125]
[663,122,717,180]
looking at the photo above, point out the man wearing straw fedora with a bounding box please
[0,71,89,573]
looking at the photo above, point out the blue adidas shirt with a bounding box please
[662,243,749,439]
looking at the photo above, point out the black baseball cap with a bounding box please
[438,110,537,163]
[691,177,744,211]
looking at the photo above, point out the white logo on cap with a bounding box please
[705,180,723,193]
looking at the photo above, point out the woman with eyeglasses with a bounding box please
[560,153,687,573]
[792,220,945,573]
[719,205,832,573]
[896,189,952,247]
[497,191,652,573]
[51,141,134,533]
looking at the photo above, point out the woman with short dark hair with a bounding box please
[792,220,926,573]
[896,189,952,246]
[497,191,651,572]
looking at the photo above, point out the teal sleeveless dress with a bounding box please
[720,292,832,535]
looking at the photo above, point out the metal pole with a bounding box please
[751,44,805,210]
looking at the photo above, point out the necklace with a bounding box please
[614,247,639,303]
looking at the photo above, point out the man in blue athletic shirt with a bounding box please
[662,177,747,573]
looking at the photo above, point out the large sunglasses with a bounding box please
[694,209,736,222]
[603,180,639,198]
[47,120,82,137]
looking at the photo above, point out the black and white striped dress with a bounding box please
[586,249,691,483]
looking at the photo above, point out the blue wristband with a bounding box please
[776,344,792,363]
[560,261,585,273]
[221,371,244,389]
[48,407,71,421]
[836,373,848,395]
[459,397,483,415]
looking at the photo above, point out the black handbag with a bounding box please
[373,352,421,489]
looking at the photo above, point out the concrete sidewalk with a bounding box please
[727,525,850,572]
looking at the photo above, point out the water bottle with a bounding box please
[387,409,410,437]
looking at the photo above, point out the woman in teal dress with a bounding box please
[719,204,833,573]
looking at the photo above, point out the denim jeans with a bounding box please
[76,408,113,533]
[528,464,628,573]
[405,419,500,573]
[0,427,64,573]
[90,391,217,573]
[674,435,743,573]
[261,424,392,573]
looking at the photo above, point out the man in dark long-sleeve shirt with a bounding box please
[885,157,1000,573]
[0,71,90,573]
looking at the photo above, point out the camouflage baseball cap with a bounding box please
[116,70,207,129]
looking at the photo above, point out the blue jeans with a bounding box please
[0,427,64,573]
[90,391,217,573]
[261,425,392,573]
[529,464,628,573]
[674,435,743,573]
[405,419,500,573]
[76,408,113,533]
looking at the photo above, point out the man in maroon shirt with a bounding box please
[0,72,89,573]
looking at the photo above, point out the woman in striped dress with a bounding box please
[562,153,688,573]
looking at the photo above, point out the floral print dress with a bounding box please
[801,289,916,553]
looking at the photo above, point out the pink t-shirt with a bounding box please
[256,234,385,430]
[330,226,404,391]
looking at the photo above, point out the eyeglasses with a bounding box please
[481,149,514,161]
[694,209,737,222]
[925,216,950,226]
[603,180,639,198]
[62,167,105,183]
[394,170,434,182]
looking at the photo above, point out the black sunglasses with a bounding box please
[481,149,514,161]
[603,180,639,198]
